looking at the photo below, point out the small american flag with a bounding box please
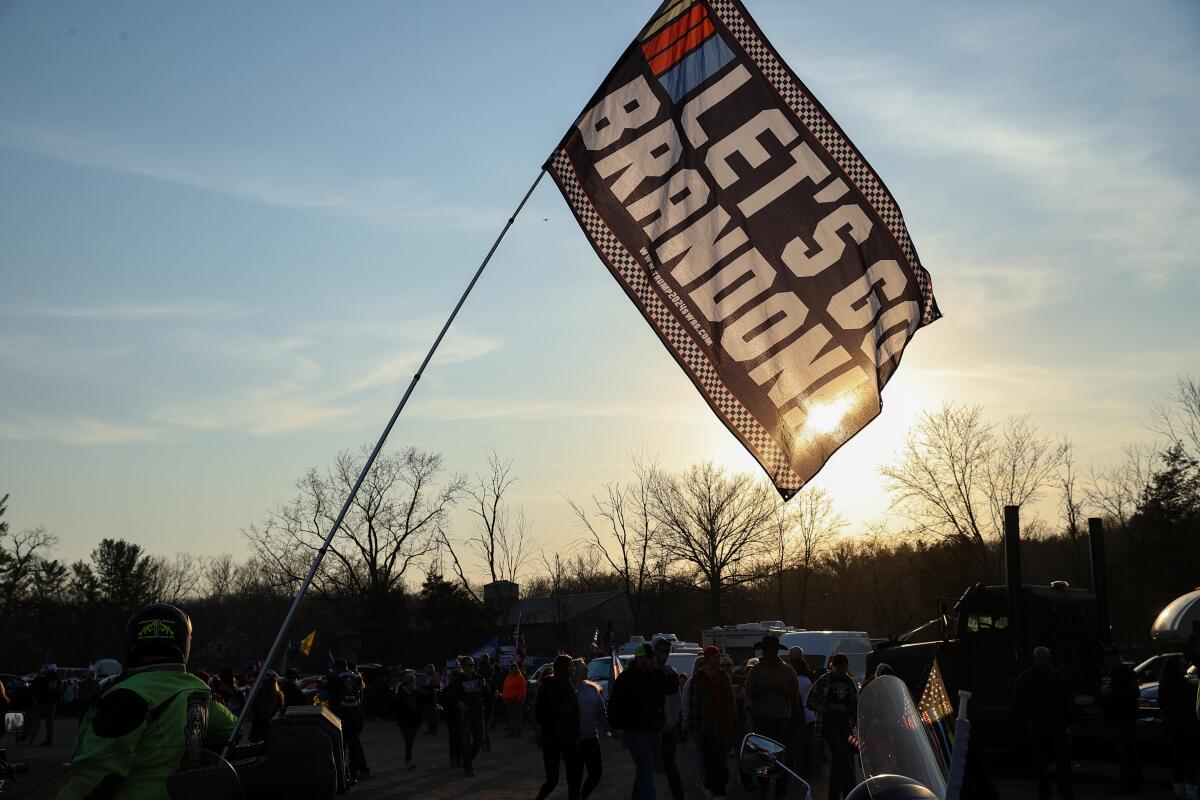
[918,658,954,778]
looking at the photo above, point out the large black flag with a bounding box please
[548,0,939,498]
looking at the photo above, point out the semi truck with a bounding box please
[867,509,1110,750]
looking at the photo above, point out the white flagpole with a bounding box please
[222,167,547,757]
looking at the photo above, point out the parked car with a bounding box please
[1133,652,1183,684]
[1136,669,1199,745]
[586,656,633,702]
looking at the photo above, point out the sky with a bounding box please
[1,1,1197,583]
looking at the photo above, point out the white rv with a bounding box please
[703,622,874,676]
[701,621,802,664]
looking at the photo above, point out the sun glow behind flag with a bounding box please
[548,0,939,497]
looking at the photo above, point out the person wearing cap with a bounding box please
[31,663,63,746]
[1100,644,1141,793]
[442,654,487,776]
[688,645,736,799]
[608,642,676,799]
[1013,646,1073,800]
[745,635,798,799]
[651,637,686,800]
[57,603,239,800]
[394,669,428,770]
[327,657,370,782]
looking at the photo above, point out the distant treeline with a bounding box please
[2,380,1196,672]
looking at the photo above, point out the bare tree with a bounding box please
[881,403,1065,579]
[0,524,58,631]
[144,552,203,604]
[203,554,237,601]
[1086,443,1158,535]
[457,450,536,587]
[647,461,778,623]
[568,460,658,631]
[246,444,463,640]
[1152,375,1200,459]
[789,488,845,626]
[983,415,1069,541]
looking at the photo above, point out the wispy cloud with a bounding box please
[22,300,251,321]
[803,59,1199,286]
[0,415,161,444]
[338,332,502,397]
[0,119,503,231]
[406,397,711,424]
[152,389,363,436]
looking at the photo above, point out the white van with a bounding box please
[777,631,874,679]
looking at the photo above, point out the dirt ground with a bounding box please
[1,716,1178,799]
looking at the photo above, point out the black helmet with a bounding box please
[124,603,192,667]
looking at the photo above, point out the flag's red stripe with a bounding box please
[648,18,715,75]
[641,4,707,61]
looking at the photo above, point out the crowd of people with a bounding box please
[11,602,1197,800]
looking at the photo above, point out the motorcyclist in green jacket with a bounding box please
[57,602,239,799]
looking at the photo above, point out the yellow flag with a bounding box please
[299,630,317,656]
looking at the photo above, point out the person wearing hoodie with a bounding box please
[535,655,583,800]
[608,643,675,800]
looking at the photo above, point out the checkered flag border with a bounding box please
[707,0,938,326]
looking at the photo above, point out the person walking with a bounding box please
[574,658,608,800]
[1012,646,1074,800]
[445,662,464,767]
[535,654,583,800]
[652,637,686,800]
[808,653,858,800]
[502,663,527,737]
[745,636,798,799]
[688,645,736,800]
[394,670,428,771]
[1100,645,1141,794]
[788,646,818,781]
[478,652,496,750]
[608,643,675,800]
[681,654,706,790]
[419,664,440,735]
[1158,655,1198,800]
[327,658,370,782]
[443,655,487,777]
[31,664,63,746]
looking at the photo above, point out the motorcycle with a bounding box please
[740,675,968,800]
